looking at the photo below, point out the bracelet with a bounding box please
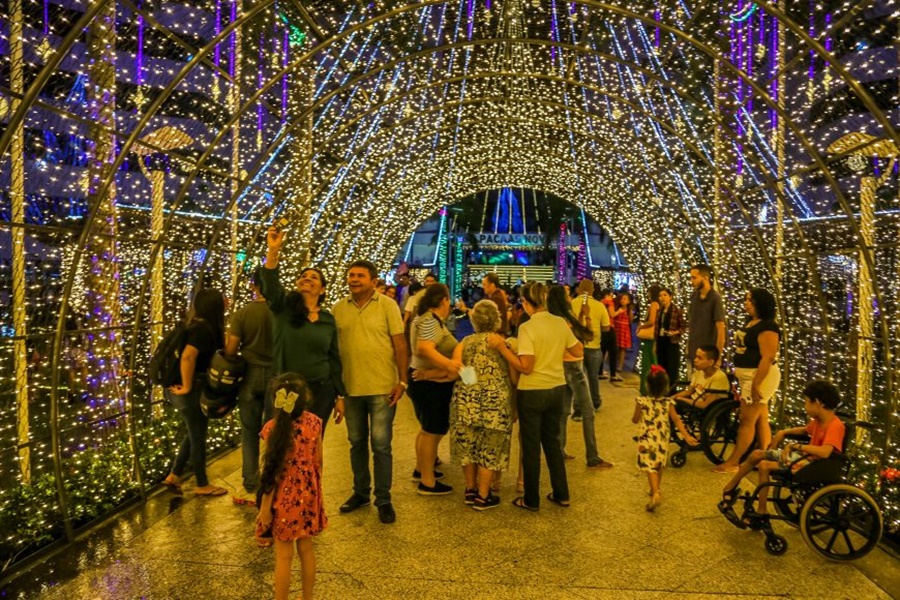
[399,381,408,389]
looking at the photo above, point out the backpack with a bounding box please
[148,323,188,387]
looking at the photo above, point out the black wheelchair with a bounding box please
[668,374,743,468]
[718,417,883,560]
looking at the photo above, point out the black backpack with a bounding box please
[148,323,188,387]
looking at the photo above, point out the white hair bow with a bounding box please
[274,388,299,413]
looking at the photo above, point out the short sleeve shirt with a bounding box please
[183,320,219,377]
[516,312,578,390]
[570,296,607,349]
[332,292,405,396]
[733,319,780,369]
[229,300,273,367]
[688,368,730,402]
[405,291,422,316]
[410,313,458,370]
[688,289,726,357]
[807,417,845,454]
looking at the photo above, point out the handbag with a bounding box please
[637,325,655,341]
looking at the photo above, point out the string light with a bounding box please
[0,0,898,570]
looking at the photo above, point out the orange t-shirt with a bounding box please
[806,416,845,454]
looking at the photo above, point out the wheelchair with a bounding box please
[668,374,742,468]
[719,417,883,561]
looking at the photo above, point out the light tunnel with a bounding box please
[0,0,898,569]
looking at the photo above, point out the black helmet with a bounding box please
[200,351,247,419]
[200,385,239,419]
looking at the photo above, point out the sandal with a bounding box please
[717,488,745,529]
[195,486,228,497]
[163,478,183,496]
[546,492,570,508]
[511,496,538,512]
[516,480,524,494]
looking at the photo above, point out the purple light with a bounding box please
[467,0,474,40]
[214,0,222,67]
[258,32,264,134]
[230,0,237,78]
[282,25,288,123]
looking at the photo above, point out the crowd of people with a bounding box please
[160,227,846,599]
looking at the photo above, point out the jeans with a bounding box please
[561,362,600,465]
[518,386,569,508]
[237,364,273,492]
[345,395,396,506]
[582,348,602,409]
[600,331,617,377]
[166,376,210,487]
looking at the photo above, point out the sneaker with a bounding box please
[610,375,624,382]
[472,493,501,511]
[417,481,454,496]
[464,488,477,505]
[571,414,583,422]
[587,459,615,470]
[598,373,608,380]
[412,469,444,481]
[377,503,396,524]
[339,494,371,513]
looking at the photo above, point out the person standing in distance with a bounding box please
[332,260,408,524]
[687,264,725,374]
[456,272,509,335]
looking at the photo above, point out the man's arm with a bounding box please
[715,321,726,365]
[224,334,240,357]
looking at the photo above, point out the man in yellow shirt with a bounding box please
[570,279,609,414]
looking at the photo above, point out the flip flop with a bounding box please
[512,496,538,512]
[163,480,183,496]
[195,486,228,497]
[546,493,570,508]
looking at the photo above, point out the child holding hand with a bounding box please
[632,365,698,511]
[256,374,327,600]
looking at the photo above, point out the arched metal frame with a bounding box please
[1,0,897,552]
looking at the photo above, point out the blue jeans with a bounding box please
[518,386,569,508]
[582,348,602,410]
[561,362,600,465]
[238,364,273,492]
[166,377,210,487]
[345,395,396,506]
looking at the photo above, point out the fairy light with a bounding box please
[0,0,898,569]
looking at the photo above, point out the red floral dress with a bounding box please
[257,412,327,541]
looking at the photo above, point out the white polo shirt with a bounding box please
[516,311,579,390]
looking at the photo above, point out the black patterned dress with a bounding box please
[634,395,673,473]
[449,333,514,471]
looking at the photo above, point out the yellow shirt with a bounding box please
[332,292,405,396]
[570,296,608,350]
[516,312,579,390]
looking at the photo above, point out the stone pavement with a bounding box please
[3,373,898,599]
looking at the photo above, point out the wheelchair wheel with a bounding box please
[764,534,788,556]
[799,484,883,562]
[700,401,740,465]
[772,484,802,526]
[670,450,687,468]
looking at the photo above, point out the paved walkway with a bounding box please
[3,374,898,599]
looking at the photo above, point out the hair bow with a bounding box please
[274,388,299,413]
[649,364,667,376]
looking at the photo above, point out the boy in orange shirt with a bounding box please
[718,380,844,526]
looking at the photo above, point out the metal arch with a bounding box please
[5,0,883,481]
[0,0,113,157]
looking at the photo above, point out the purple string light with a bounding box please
[282,25,289,123]
[230,0,237,78]
[258,32,264,135]
[214,0,222,67]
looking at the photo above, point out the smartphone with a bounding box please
[274,213,291,231]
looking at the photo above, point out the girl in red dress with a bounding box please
[611,292,634,376]
[256,374,327,600]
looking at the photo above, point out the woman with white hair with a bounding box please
[446,300,517,510]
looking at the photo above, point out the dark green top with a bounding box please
[259,267,346,396]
